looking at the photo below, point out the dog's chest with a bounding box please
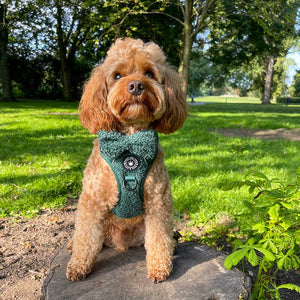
[97,130,158,219]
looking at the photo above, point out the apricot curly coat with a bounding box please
[66,38,187,282]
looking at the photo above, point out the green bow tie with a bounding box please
[97,130,158,160]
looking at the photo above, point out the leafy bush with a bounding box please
[224,171,300,299]
[276,97,300,104]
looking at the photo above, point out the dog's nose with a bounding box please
[128,81,144,96]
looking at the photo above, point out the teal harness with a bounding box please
[97,130,158,219]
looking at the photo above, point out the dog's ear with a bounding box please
[79,65,118,134]
[154,66,187,134]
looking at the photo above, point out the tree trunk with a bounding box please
[178,0,216,99]
[178,0,193,99]
[61,57,73,101]
[0,4,13,102]
[56,0,73,101]
[262,55,275,105]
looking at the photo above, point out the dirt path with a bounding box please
[216,128,300,141]
[0,205,76,300]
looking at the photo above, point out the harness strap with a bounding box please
[97,130,158,219]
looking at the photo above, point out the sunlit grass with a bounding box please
[162,101,300,224]
[188,96,261,104]
[0,100,93,217]
[0,99,299,224]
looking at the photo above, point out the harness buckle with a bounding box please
[123,176,138,191]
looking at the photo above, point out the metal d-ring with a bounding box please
[123,177,138,191]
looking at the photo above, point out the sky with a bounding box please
[286,50,300,86]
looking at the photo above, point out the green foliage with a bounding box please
[224,171,300,299]
[207,0,298,102]
[99,0,182,67]
[179,230,197,242]
[276,97,300,104]
[199,213,234,248]
[209,0,298,67]
[2,0,299,102]
[4,0,183,100]
[188,49,226,95]
[292,71,300,97]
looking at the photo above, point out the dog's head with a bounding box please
[79,38,187,134]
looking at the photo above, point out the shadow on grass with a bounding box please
[0,118,94,162]
[188,107,300,131]
[0,99,79,112]
[0,113,93,215]
[189,102,300,114]
[1,100,299,217]
[0,163,84,215]
[161,119,299,184]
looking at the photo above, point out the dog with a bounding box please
[66,38,187,282]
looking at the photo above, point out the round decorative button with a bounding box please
[123,156,139,170]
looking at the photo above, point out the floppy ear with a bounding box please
[154,66,187,134]
[79,65,118,134]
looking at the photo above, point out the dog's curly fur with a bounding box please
[66,38,187,282]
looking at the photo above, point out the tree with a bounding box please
[104,0,218,98]
[292,70,300,96]
[55,0,89,101]
[38,0,104,101]
[0,3,13,101]
[207,0,299,104]
[90,0,183,66]
[41,0,183,101]
[241,56,290,99]
[258,1,298,104]
[226,68,254,97]
[188,49,225,95]
[3,0,183,101]
[177,0,217,98]
[0,1,45,101]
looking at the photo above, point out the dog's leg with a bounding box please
[66,194,107,281]
[144,191,174,282]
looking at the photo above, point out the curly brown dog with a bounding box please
[66,38,187,282]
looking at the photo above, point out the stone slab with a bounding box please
[42,242,251,300]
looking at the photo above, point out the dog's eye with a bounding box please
[114,73,122,81]
[145,71,155,79]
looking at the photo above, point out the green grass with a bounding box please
[189,96,261,104]
[0,100,92,217]
[1,99,300,225]
[163,100,300,224]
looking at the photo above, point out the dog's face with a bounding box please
[79,38,187,134]
[105,40,166,125]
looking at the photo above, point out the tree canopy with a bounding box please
[0,0,299,102]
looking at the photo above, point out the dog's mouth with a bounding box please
[108,81,165,124]
[120,98,153,114]
[118,98,156,122]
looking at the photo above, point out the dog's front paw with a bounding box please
[66,260,90,281]
[147,261,172,282]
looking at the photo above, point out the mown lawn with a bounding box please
[1,98,299,227]
[0,100,90,217]
[167,98,300,225]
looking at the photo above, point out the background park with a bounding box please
[0,1,300,299]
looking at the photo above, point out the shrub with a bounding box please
[224,171,300,299]
[276,97,300,104]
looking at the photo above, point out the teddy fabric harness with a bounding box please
[97,130,158,219]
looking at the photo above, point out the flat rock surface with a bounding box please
[42,242,251,300]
